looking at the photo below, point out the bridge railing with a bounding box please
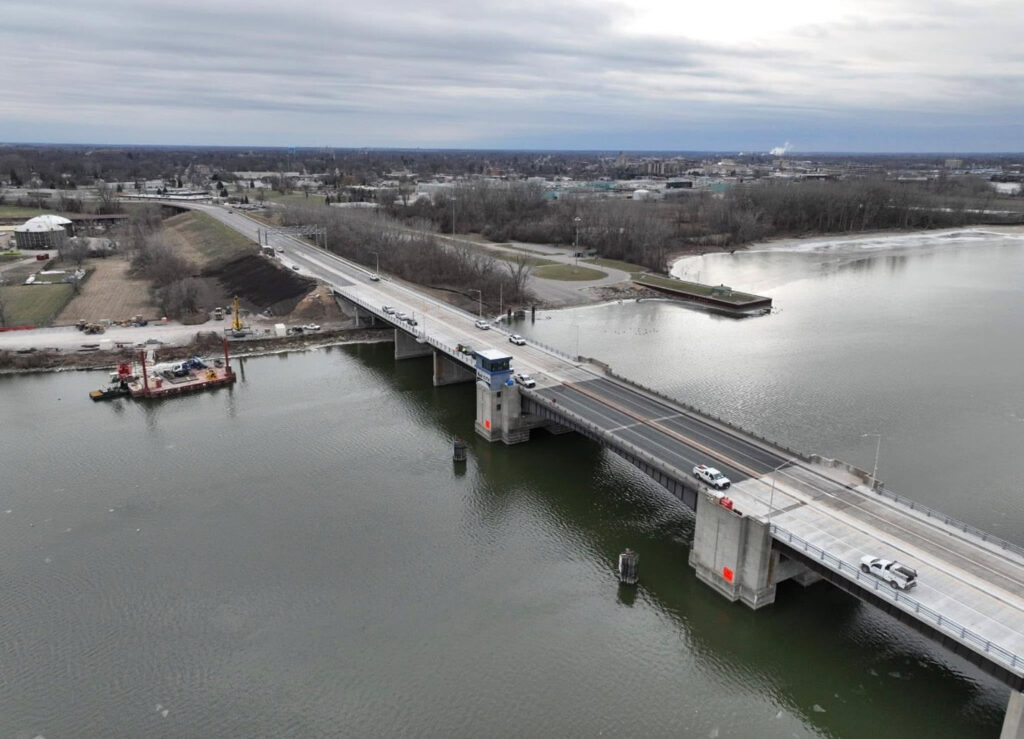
[524,391,692,493]
[866,486,1024,561]
[600,362,1024,560]
[341,286,1024,562]
[601,368,809,463]
[770,524,1024,674]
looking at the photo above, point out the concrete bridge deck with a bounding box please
[191,203,1024,733]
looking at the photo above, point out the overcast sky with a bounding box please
[2,0,1022,152]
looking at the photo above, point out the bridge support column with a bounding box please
[1003,690,1024,739]
[689,491,778,609]
[475,381,530,444]
[394,329,431,360]
[433,350,475,386]
[334,294,376,328]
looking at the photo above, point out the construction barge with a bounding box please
[126,339,236,400]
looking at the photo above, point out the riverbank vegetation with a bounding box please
[366,176,1020,271]
[279,204,535,310]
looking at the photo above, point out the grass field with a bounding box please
[0,284,75,326]
[258,191,327,206]
[167,211,258,264]
[584,257,647,274]
[0,205,52,220]
[491,252,555,268]
[531,264,607,281]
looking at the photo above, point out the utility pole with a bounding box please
[574,216,582,267]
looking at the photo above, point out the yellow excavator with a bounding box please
[231,296,243,333]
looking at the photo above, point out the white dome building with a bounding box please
[14,215,73,250]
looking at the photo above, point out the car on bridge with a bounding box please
[860,555,918,590]
[382,306,395,314]
[404,316,418,326]
[395,311,408,321]
[475,320,490,330]
[514,373,536,388]
[509,334,526,345]
[369,274,380,281]
[302,324,321,332]
[693,464,731,490]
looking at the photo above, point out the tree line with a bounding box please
[280,204,534,312]
[377,176,1018,271]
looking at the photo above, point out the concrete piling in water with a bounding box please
[452,438,467,463]
[618,548,639,585]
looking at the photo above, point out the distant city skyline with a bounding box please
[2,0,1021,153]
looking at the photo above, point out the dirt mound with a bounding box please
[289,284,346,323]
[204,254,314,315]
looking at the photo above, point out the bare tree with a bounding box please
[95,181,119,214]
[505,252,533,303]
[61,236,91,267]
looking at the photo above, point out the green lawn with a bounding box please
[532,264,608,281]
[171,211,259,263]
[0,205,54,219]
[0,284,75,326]
[257,191,328,206]
[489,251,556,268]
[584,257,647,274]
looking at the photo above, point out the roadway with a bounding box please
[145,204,1024,687]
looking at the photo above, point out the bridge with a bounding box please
[192,203,1024,736]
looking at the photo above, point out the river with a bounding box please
[1,227,1020,737]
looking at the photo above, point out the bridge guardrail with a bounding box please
[525,390,691,495]
[867,487,1024,561]
[342,287,1024,563]
[603,368,809,463]
[771,524,1024,674]
[601,366,1024,560]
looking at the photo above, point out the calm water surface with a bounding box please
[1,228,1020,737]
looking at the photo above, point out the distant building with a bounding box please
[14,214,73,249]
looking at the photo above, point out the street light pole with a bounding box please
[767,458,798,523]
[451,195,457,236]
[573,216,581,267]
[372,251,379,276]
[861,433,881,489]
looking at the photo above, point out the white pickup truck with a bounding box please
[693,464,731,490]
[859,555,918,590]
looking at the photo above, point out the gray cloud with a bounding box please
[0,0,1021,150]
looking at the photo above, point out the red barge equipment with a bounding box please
[128,339,236,399]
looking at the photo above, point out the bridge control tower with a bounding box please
[473,349,528,444]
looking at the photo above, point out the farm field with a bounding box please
[55,258,158,325]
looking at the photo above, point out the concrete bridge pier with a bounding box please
[689,491,779,609]
[334,294,378,328]
[394,330,431,360]
[1003,690,1024,739]
[433,350,475,386]
[475,381,531,444]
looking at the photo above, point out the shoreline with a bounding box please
[665,223,1024,268]
[0,327,393,376]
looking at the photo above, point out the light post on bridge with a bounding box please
[372,251,379,276]
[573,216,582,267]
[767,458,799,524]
[861,433,882,489]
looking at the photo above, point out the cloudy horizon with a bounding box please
[2,0,1022,153]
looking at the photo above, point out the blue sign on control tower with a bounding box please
[474,349,513,391]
